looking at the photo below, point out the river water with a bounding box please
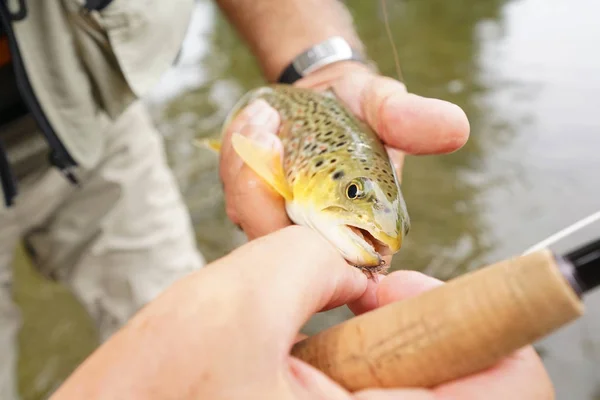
[13,0,600,398]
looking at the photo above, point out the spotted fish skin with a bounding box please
[222,84,410,273]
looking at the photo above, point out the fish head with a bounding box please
[291,166,410,268]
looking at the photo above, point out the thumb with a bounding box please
[221,226,368,349]
[288,357,351,400]
[353,389,434,399]
[288,357,435,400]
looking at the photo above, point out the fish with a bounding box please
[199,84,410,276]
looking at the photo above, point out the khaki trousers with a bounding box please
[0,101,206,400]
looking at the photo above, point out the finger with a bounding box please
[433,346,554,400]
[333,71,470,155]
[346,273,383,315]
[229,164,292,240]
[293,60,375,93]
[352,352,553,400]
[219,106,293,239]
[288,357,351,400]
[348,270,443,315]
[353,388,434,400]
[220,99,280,188]
[219,99,281,225]
[377,270,444,306]
[373,272,552,399]
[293,333,309,344]
[221,225,368,350]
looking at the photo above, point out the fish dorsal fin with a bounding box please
[230,133,293,201]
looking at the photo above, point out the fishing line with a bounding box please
[522,210,600,255]
[381,0,404,83]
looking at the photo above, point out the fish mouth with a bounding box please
[343,224,402,268]
[317,206,403,268]
[346,225,396,259]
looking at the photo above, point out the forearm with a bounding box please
[215,0,365,81]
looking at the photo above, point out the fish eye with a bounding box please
[346,183,361,199]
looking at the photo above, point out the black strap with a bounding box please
[0,131,16,207]
[0,2,19,206]
[277,51,364,84]
[0,0,80,207]
[277,63,303,85]
[2,0,27,21]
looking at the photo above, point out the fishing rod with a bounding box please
[291,211,600,391]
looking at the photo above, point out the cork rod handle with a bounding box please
[291,249,585,392]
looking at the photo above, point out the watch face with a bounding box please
[292,36,354,76]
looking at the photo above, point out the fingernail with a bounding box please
[245,99,276,127]
[244,128,280,150]
[234,122,282,152]
[244,99,267,117]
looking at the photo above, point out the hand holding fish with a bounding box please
[218,63,470,273]
[51,226,552,400]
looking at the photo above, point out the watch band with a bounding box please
[277,36,366,84]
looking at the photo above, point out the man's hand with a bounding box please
[51,226,553,400]
[348,269,554,400]
[220,63,470,240]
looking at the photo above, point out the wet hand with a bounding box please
[220,62,470,240]
[52,226,553,400]
[348,270,554,399]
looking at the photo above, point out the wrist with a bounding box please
[274,35,378,89]
[216,0,368,82]
[275,35,372,84]
[265,35,364,83]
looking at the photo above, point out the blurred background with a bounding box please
[12,0,600,398]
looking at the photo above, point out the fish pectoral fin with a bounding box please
[231,132,293,201]
[193,138,222,153]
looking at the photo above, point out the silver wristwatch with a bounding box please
[277,36,367,84]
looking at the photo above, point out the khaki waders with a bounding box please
[0,1,205,398]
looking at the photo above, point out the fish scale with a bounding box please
[209,83,410,275]
[256,85,400,203]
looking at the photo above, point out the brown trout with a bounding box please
[204,84,410,275]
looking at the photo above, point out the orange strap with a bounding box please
[0,35,11,67]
